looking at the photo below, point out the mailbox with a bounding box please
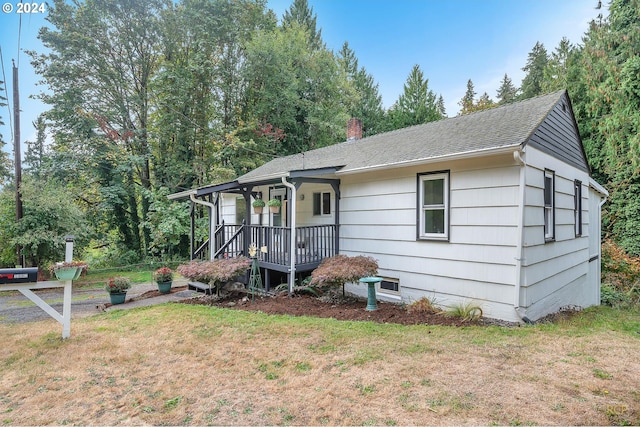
[0,267,39,284]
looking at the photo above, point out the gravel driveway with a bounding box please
[0,283,168,324]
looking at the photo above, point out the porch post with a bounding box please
[281,177,297,294]
[331,181,341,255]
[189,201,195,260]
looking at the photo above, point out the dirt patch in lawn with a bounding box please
[180,290,514,327]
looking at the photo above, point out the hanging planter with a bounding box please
[267,198,281,213]
[252,198,265,214]
[49,262,87,281]
[54,266,80,281]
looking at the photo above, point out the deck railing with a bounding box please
[211,224,337,268]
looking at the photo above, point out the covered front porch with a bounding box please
[169,170,341,291]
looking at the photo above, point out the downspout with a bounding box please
[513,150,533,324]
[281,176,297,295]
[190,193,218,261]
[597,191,608,302]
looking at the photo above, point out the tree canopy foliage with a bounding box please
[1,0,639,266]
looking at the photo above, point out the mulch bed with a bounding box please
[180,291,498,327]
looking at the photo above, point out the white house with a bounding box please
[170,90,608,323]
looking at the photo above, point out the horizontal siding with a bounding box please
[520,146,595,314]
[339,157,520,312]
[341,238,516,264]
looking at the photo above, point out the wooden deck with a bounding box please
[195,223,337,272]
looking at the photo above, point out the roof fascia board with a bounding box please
[336,144,520,176]
[589,177,609,197]
[289,166,342,178]
[195,180,241,196]
[167,189,196,200]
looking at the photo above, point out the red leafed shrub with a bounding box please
[309,255,378,289]
[177,257,251,286]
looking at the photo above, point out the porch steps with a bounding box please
[188,281,215,295]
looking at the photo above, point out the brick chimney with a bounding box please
[346,117,362,141]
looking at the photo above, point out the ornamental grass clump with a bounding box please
[177,257,251,288]
[309,254,378,290]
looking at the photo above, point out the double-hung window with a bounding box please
[544,170,555,241]
[418,171,449,240]
[574,180,582,237]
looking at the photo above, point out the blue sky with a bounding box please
[1,0,598,157]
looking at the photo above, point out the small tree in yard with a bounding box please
[177,257,251,295]
[309,255,378,294]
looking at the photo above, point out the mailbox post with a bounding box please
[0,238,75,338]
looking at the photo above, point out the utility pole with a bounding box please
[13,60,23,267]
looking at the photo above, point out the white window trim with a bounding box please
[574,180,583,237]
[377,277,401,297]
[544,169,555,242]
[418,171,449,241]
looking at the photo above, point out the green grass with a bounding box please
[74,269,157,289]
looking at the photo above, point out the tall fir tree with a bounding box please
[542,37,576,93]
[459,79,476,114]
[520,41,549,99]
[496,73,518,105]
[337,42,385,137]
[282,0,323,49]
[24,114,47,177]
[577,0,640,254]
[386,64,442,130]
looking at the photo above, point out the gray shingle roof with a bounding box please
[238,90,565,183]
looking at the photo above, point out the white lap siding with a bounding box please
[520,146,593,320]
[340,153,522,321]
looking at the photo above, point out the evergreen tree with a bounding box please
[459,79,476,115]
[577,0,640,254]
[337,42,385,137]
[24,114,47,177]
[475,92,495,111]
[282,0,323,49]
[542,37,576,92]
[520,41,549,99]
[386,64,442,129]
[436,95,446,117]
[496,73,518,105]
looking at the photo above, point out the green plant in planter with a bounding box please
[252,198,266,214]
[49,261,88,280]
[105,276,131,305]
[105,276,132,294]
[153,267,174,294]
[153,267,173,283]
[267,198,281,212]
